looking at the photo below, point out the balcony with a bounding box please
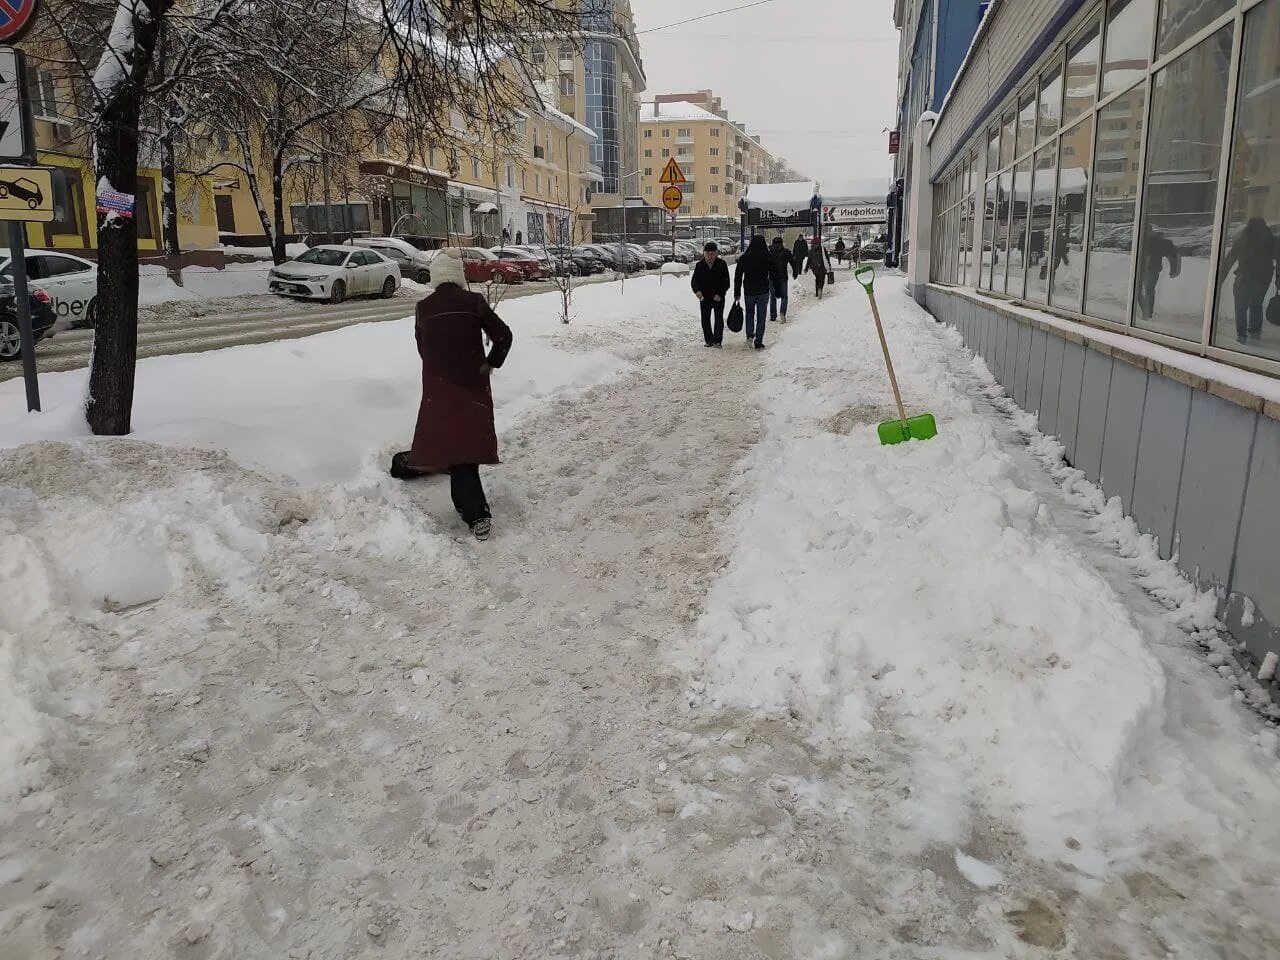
[677,135,694,145]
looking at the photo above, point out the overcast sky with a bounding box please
[629,0,901,187]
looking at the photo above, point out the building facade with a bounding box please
[900,0,1280,673]
[637,90,785,229]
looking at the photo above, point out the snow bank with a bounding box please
[0,276,699,486]
[139,262,273,306]
[686,274,1280,864]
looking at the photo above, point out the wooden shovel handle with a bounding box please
[862,283,909,429]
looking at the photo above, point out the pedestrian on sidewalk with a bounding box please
[768,236,791,323]
[691,242,731,347]
[735,235,773,350]
[809,238,833,298]
[835,237,847,265]
[791,234,809,279]
[404,249,513,541]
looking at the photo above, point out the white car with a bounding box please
[268,245,401,303]
[347,237,436,284]
[0,249,97,329]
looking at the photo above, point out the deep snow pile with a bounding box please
[0,275,695,484]
[684,274,1280,942]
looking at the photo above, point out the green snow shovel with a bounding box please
[854,264,938,446]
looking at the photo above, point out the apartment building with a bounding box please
[637,90,784,227]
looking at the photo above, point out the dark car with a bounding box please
[858,241,886,261]
[568,245,609,273]
[0,286,57,361]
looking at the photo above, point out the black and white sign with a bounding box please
[0,46,33,162]
[747,207,813,229]
[823,203,888,225]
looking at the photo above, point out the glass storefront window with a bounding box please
[987,125,1000,174]
[982,178,998,289]
[1084,83,1148,322]
[1063,20,1102,127]
[1102,0,1156,97]
[993,169,1013,292]
[1000,111,1016,168]
[1052,117,1094,312]
[1026,145,1057,304]
[1037,65,1063,144]
[1016,89,1038,159]
[1211,0,1280,360]
[1008,159,1033,297]
[1135,26,1233,342]
[1156,0,1233,58]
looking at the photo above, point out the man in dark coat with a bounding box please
[734,235,774,350]
[690,241,731,347]
[834,237,847,265]
[1136,223,1181,324]
[809,239,832,297]
[768,236,791,323]
[407,249,513,541]
[791,235,809,279]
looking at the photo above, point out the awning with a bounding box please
[474,202,499,214]
[743,181,819,215]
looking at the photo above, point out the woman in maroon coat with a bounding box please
[407,249,513,540]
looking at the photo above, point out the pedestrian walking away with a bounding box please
[404,249,513,541]
[791,234,809,280]
[809,239,833,298]
[691,242,731,347]
[735,235,774,350]
[1219,217,1279,344]
[768,236,791,323]
[835,237,847,265]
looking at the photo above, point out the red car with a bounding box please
[490,248,546,280]
[460,248,523,284]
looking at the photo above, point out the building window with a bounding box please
[710,147,719,157]
[560,75,576,97]
[710,205,719,214]
[644,167,652,177]
[450,147,461,174]
[644,149,652,158]
[472,158,482,180]
[1025,146,1057,304]
[1063,19,1101,128]
[1101,0,1155,97]
[1134,25,1233,342]
[558,43,573,63]
[710,185,719,194]
[47,168,83,238]
[678,128,690,138]
[679,206,690,214]
[1050,117,1094,312]
[216,131,231,153]
[507,163,515,188]
[374,132,389,156]
[1156,0,1233,58]
[1211,0,1280,361]
[26,66,58,119]
[710,166,718,175]
[662,129,670,138]
[711,128,720,137]
[136,177,158,240]
[450,109,464,131]
[662,149,670,157]
[645,186,653,195]
[644,129,652,138]
[1037,64,1062,144]
[531,43,547,76]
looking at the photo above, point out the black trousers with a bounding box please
[449,465,490,526]
[699,298,725,344]
[815,272,827,297]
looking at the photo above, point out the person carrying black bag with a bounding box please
[691,242,731,347]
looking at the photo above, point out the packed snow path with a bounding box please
[2,274,1279,958]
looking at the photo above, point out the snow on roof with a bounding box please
[744,181,818,214]
[822,178,892,204]
[532,83,598,140]
[639,101,724,124]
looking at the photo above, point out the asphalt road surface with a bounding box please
[0,273,632,384]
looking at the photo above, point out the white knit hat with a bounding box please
[430,248,468,288]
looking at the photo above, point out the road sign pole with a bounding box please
[8,218,39,411]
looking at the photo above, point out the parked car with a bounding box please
[711,237,739,254]
[519,245,581,276]
[0,286,57,361]
[489,247,547,280]
[568,245,610,273]
[586,243,643,272]
[0,249,98,330]
[348,237,436,284]
[859,241,886,261]
[459,247,523,284]
[627,244,663,269]
[268,245,401,303]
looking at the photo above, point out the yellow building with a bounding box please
[638,90,785,227]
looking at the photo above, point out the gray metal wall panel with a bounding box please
[1131,375,1191,558]
[1056,341,1087,463]
[1174,392,1256,591]
[1074,350,1113,482]
[1003,317,1019,390]
[1026,328,1047,418]
[1013,323,1032,408]
[929,0,1072,176]
[1099,361,1147,512]
[1231,415,1280,662]
[1040,335,1066,436]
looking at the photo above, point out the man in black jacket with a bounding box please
[690,242,731,347]
[734,235,774,350]
[791,235,809,279]
[768,236,791,323]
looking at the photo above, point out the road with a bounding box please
[0,273,630,383]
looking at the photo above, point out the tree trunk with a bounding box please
[161,127,181,258]
[86,0,170,436]
[271,152,287,264]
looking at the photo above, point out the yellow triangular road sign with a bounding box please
[658,157,686,185]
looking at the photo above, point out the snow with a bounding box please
[3,270,1280,955]
[220,242,310,260]
[954,850,1005,889]
[743,181,818,214]
[138,262,273,306]
[1261,653,1278,683]
[640,101,724,123]
[90,0,142,102]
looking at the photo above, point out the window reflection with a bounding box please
[1016,90,1038,159]
[1000,111,1016,168]
[1212,0,1280,359]
[1135,26,1233,341]
[1156,0,1233,58]
[982,177,998,289]
[1102,0,1155,97]
[1008,160,1033,297]
[1038,66,1063,144]
[1063,20,1101,127]
[1026,146,1057,303]
[1084,83,1148,322]
[993,170,1013,291]
[1052,117,1093,312]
